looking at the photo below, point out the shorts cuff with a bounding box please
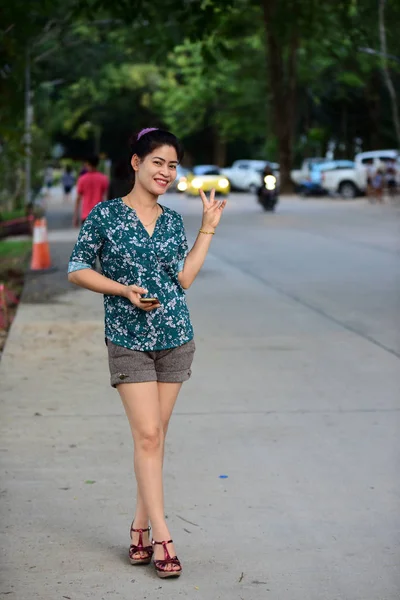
[111,370,157,388]
[157,369,192,383]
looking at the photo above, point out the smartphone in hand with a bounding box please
[140,297,158,304]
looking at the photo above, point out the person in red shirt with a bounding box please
[73,155,109,227]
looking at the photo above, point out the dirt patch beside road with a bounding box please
[23,241,78,303]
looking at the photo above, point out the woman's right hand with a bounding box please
[121,285,161,311]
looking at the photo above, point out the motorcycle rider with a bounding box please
[257,162,278,211]
[258,163,274,194]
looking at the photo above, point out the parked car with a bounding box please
[169,165,190,192]
[186,165,230,196]
[290,158,326,186]
[222,160,279,192]
[321,149,400,198]
[298,160,355,197]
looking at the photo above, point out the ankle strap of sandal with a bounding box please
[151,539,174,561]
[152,538,173,545]
[130,526,151,549]
[130,526,151,534]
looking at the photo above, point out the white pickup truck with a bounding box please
[321,149,399,198]
[290,158,326,185]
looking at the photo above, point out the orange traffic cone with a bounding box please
[30,217,52,271]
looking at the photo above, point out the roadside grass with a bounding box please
[0,208,26,222]
[0,239,32,352]
[0,239,32,260]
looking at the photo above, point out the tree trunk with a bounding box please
[379,0,400,147]
[366,72,382,149]
[93,124,102,155]
[341,104,348,157]
[213,128,227,167]
[279,133,293,193]
[261,0,298,193]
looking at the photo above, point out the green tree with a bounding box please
[48,61,162,157]
[152,36,268,165]
[0,0,83,207]
[2,0,398,204]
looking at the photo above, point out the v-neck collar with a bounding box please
[120,198,165,239]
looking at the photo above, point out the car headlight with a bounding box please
[191,178,202,189]
[177,181,188,191]
[264,175,276,190]
[218,178,229,188]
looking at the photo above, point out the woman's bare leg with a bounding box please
[133,381,183,526]
[132,381,182,521]
[119,381,182,570]
[158,381,183,460]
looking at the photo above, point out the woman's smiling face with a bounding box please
[132,145,178,195]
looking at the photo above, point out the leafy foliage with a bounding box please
[152,35,269,163]
[0,0,399,204]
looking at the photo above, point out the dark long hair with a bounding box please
[129,128,184,186]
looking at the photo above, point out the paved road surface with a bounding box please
[1,190,399,599]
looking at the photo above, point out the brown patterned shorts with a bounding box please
[106,338,195,388]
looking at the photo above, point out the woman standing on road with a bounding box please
[67,128,226,578]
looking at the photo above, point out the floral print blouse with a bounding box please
[68,198,194,351]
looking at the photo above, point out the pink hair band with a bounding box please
[137,127,159,140]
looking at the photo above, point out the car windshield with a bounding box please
[242,161,267,170]
[312,160,355,172]
[256,163,276,174]
[305,158,325,169]
[176,166,189,177]
[193,165,221,176]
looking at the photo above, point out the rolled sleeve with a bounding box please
[68,209,104,273]
[68,260,92,273]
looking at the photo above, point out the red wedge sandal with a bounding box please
[152,538,182,578]
[129,525,153,565]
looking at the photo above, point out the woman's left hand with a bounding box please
[199,189,227,230]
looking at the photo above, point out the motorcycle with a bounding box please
[257,173,279,211]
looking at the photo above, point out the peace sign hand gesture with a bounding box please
[199,189,227,230]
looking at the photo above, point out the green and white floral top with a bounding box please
[68,198,194,351]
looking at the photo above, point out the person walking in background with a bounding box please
[371,168,384,203]
[365,158,374,201]
[73,155,109,227]
[61,165,75,203]
[385,159,397,201]
[43,165,54,199]
[68,127,226,578]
